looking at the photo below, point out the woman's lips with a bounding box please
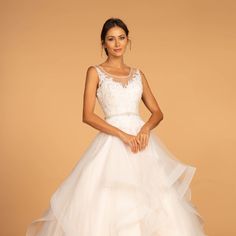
[114,48,122,52]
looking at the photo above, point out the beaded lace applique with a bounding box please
[93,64,143,119]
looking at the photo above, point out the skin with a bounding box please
[82,25,164,153]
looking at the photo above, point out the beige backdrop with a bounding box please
[1,0,236,235]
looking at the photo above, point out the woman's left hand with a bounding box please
[136,126,150,151]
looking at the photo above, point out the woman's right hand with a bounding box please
[118,131,141,153]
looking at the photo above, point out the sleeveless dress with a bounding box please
[26,65,208,236]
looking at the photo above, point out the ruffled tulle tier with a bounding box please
[26,115,207,236]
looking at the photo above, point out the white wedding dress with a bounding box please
[26,65,208,236]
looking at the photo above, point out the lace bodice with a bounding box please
[93,65,143,119]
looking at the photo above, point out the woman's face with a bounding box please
[103,26,129,57]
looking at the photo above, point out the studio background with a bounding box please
[1,0,235,235]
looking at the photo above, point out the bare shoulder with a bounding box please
[137,68,149,85]
[137,68,145,78]
[86,65,98,77]
[85,65,99,84]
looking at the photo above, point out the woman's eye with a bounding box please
[108,36,125,41]
[120,36,125,40]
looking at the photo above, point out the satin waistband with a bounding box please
[104,112,140,120]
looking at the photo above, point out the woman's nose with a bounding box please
[115,39,120,47]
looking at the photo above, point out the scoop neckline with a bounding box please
[96,64,133,78]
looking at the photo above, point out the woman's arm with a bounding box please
[82,66,123,138]
[135,69,164,151]
[139,69,164,132]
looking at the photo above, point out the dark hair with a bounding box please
[101,17,129,56]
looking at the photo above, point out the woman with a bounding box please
[26,17,207,236]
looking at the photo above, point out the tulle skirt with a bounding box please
[26,114,207,236]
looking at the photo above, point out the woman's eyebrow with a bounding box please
[106,34,125,38]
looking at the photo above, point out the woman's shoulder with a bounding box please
[86,65,98,71]
[134,67,149,86]
[133,66,145,78]
[86,65,101,77]
[84,65,100,84]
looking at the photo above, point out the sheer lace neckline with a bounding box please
[96,64,133,79]
[96,64,137,88]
